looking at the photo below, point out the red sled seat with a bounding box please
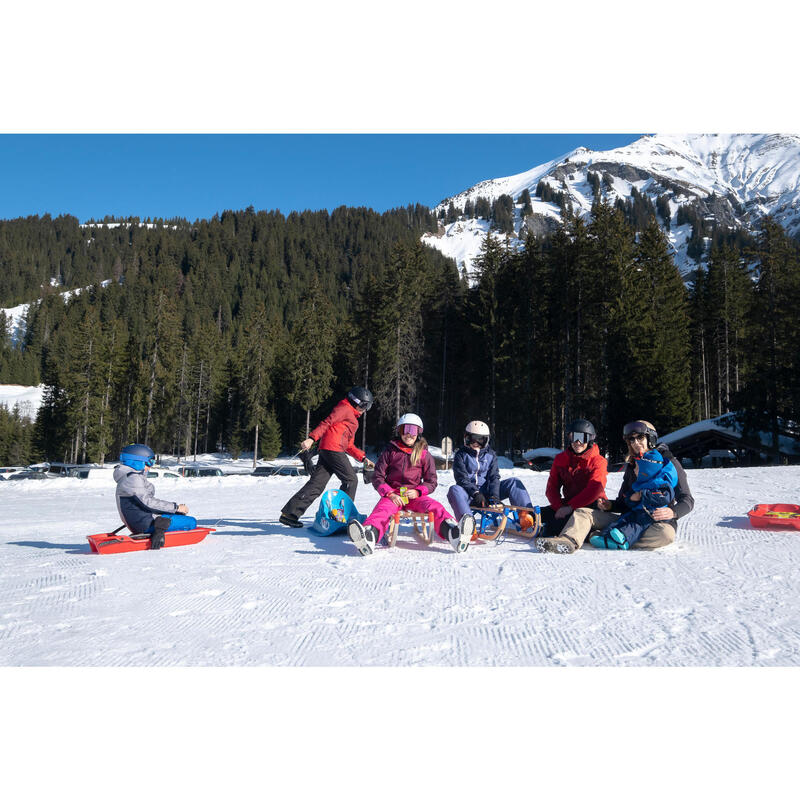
[87,527,215,554]
[747,504,800,531]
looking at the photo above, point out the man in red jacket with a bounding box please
[279,387,375,528]
[538,418,608,540]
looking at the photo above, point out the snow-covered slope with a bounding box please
[1,280,112,345]
[2,461,799,666]
[423,134,800,277]
[0,384,44,420]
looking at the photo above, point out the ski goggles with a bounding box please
[567,431,593,444]
[623,421,655,440]
[399,424,421,437]
[465,433,488,447]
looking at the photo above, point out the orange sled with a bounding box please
[747,504,800,531]
[87,527,215,554]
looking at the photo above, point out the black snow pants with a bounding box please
[281,449,359,519]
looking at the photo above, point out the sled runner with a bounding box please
[747,504,800,531]
[386,510,436,547]
[309,489,366,536]
[87,526,215,554]
[470,504,542,541]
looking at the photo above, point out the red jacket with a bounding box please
[373,440,437,497]
[545,443,608,511]
[309,398,366,461]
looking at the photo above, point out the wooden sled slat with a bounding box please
[386,511,436,547]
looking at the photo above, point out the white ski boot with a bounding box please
[445,514,475,553]
[347,519,377,556]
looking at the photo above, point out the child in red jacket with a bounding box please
[347,413,475,556]
[539,418,608,538]
[280,387,375,528]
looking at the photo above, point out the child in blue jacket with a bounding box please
[590,449,678,550]
[447,420,532,519]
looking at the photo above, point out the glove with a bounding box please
[150,516,170,550]
[472,492,487,508]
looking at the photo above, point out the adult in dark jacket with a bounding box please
[447,420,532,519]
[539,418,608,538]
[346,413,475,556]
[280,387,375,528]
[537,420,694,554]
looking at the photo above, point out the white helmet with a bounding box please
[396,413,423,432]
[464,420,490,447]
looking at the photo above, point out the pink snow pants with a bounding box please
[364,496,455,543]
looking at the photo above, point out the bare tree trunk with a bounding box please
[305,407,311,438]
[252,423,259,469]
[144,294,165,446]
[98,326,116,465]
[193,361,204,461]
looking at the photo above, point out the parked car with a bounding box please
[0,466,26,475]
[148,470,180,479]
[176,466,224,477]
[5,470,60,480]
[252,465,306,477]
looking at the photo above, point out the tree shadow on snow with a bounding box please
[200,518,278,536]
[7,539,90,555]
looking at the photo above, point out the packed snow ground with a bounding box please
[1,461,799,666]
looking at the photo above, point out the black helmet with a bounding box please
[622,420,658,449]
[566,418,596,445]
[347,386,374,412]
[119,443,155,471]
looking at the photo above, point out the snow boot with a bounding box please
[348,519,377,556]
[535,534,578,554]
[589,528,630,550]
[279,513,303,529]
[444,514,475,553]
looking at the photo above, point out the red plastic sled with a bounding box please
[87,527,215,554]
[747,504,800,531]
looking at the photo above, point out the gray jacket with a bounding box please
[114,464,178,533]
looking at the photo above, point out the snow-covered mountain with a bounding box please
[422,134,800,277]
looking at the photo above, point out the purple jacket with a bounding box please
[373,439,437,497]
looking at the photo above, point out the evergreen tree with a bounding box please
[285,275,337,441]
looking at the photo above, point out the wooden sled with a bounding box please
[386,510,436,547]
[87,526,215,554]
[470,505,542,541]
[747,504,800,531]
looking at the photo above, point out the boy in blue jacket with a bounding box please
[447,420,533,519]
[590,449,678,550]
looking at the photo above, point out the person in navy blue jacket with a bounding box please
[447,420,532,519]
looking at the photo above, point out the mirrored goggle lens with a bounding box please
[145,458,155,466]
[400,424,420,436]
[466,434,488,447]
[568,431,591,444]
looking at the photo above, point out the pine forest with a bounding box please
[1,201,799,466]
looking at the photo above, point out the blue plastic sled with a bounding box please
[309,489,366,536]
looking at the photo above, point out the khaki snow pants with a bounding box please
[560,507,676,550]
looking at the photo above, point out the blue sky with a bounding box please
[0,134,642,223]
